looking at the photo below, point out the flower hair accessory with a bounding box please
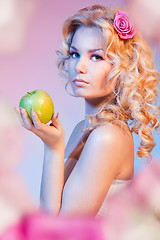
[114,10,136,40]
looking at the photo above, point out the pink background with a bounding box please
[0,0,159,205]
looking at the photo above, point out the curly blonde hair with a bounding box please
[57,4,160,162]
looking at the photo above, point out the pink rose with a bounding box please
[114,10,136,39]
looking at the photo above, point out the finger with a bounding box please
[18,108,46,140]
[14,107,25,127]
[31,109,44,130]
[31,110,56,140]
[51,112,61,129]
[19,107,32,130]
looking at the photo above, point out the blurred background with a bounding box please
[0,0,159,207]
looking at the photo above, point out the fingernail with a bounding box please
[31,108,35,116]
[54,112,58,118]
[21,110,31,129]
[31,109,39,129]
[21,108,25,115]
[25,121,31,129]
[20,107,24,114]
[56,112,59,118]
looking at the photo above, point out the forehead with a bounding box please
[71,26,105,50]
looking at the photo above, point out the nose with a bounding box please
[75,57,87,74]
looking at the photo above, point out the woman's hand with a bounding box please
[15,107,65,152]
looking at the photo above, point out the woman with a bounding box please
[16,5,160,217]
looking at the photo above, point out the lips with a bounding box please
[72,79,89,84]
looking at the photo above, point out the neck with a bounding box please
[83,96,108,129]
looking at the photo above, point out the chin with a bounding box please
[72,89,86,98]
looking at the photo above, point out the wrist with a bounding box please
[44,143,65,157]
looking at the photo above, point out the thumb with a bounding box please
[51,112,60,128]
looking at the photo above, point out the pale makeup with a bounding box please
[68,26,112,100]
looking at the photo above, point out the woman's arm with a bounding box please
[40,145,65,215]
[16,107,65,215]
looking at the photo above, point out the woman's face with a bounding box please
[68,26,113,100]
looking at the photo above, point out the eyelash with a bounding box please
[91,54,104,61]
[69,52,104,61]
[69,52,79,58]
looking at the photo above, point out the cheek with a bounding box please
[67,62,71,75]
[103,66,112,85]
[96,65,112,90]
[94,64,111,83]
[104,63,112,76]
[68,60,74,75]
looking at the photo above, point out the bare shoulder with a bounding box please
[83,123,134,179]
[89,123,133,146]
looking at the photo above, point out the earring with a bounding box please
[65,81,76,97]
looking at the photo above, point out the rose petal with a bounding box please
[114,10,136,39]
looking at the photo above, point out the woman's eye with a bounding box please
[91,55,104,61]
[69,52,79,59]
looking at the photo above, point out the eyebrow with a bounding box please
[70,46,104,53]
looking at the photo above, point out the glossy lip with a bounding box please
[72,79,89,84]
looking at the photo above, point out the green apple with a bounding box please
[19,89,54,124]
